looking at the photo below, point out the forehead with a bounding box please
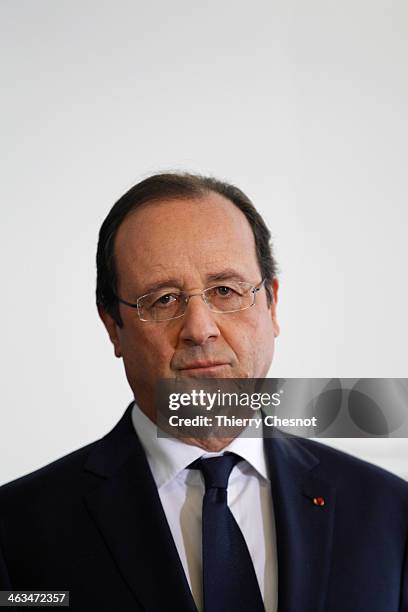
[114,192,261,290]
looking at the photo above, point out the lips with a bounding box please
[177,362,231,377]
[179,361,229,370]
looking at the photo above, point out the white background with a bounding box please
[1,1,407,484]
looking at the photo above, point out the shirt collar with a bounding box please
[131,402,269,488]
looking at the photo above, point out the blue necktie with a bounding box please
[189,453,265,612]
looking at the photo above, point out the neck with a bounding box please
[180,436,235,452]
[136,397,245,452]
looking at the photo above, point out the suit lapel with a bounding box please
[83,405,197,612]
[82,405,335,612]
[264,436,336,612]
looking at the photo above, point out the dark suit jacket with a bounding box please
[0,404,407,612]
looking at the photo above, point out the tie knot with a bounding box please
[189,453,242,490]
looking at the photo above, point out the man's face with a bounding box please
[100,192,279,421]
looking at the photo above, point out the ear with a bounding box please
[98,306,122,358]
[269,278,280,338]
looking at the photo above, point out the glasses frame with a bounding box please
[115,278,266,322]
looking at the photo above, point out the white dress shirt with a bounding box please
[131,403,278,612]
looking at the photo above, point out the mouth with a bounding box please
[178,362,231,377]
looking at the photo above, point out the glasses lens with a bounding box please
[139,290,184,321]
[204,282,254,313]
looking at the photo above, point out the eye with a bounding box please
[215,285,237,297]
[153,293,179,308]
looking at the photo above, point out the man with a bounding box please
[0,173,407,612]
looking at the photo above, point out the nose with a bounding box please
[178,293,221,346]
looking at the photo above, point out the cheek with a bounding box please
[119,321,175,380]
[222,309,275,376]
[255,309,276,359]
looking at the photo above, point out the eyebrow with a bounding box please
[206,270,249,284]
[140,269,249,295]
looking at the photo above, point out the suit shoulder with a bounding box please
[296,437,408,497]
[0,439,100,506]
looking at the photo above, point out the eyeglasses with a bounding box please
[116,279,266,322]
